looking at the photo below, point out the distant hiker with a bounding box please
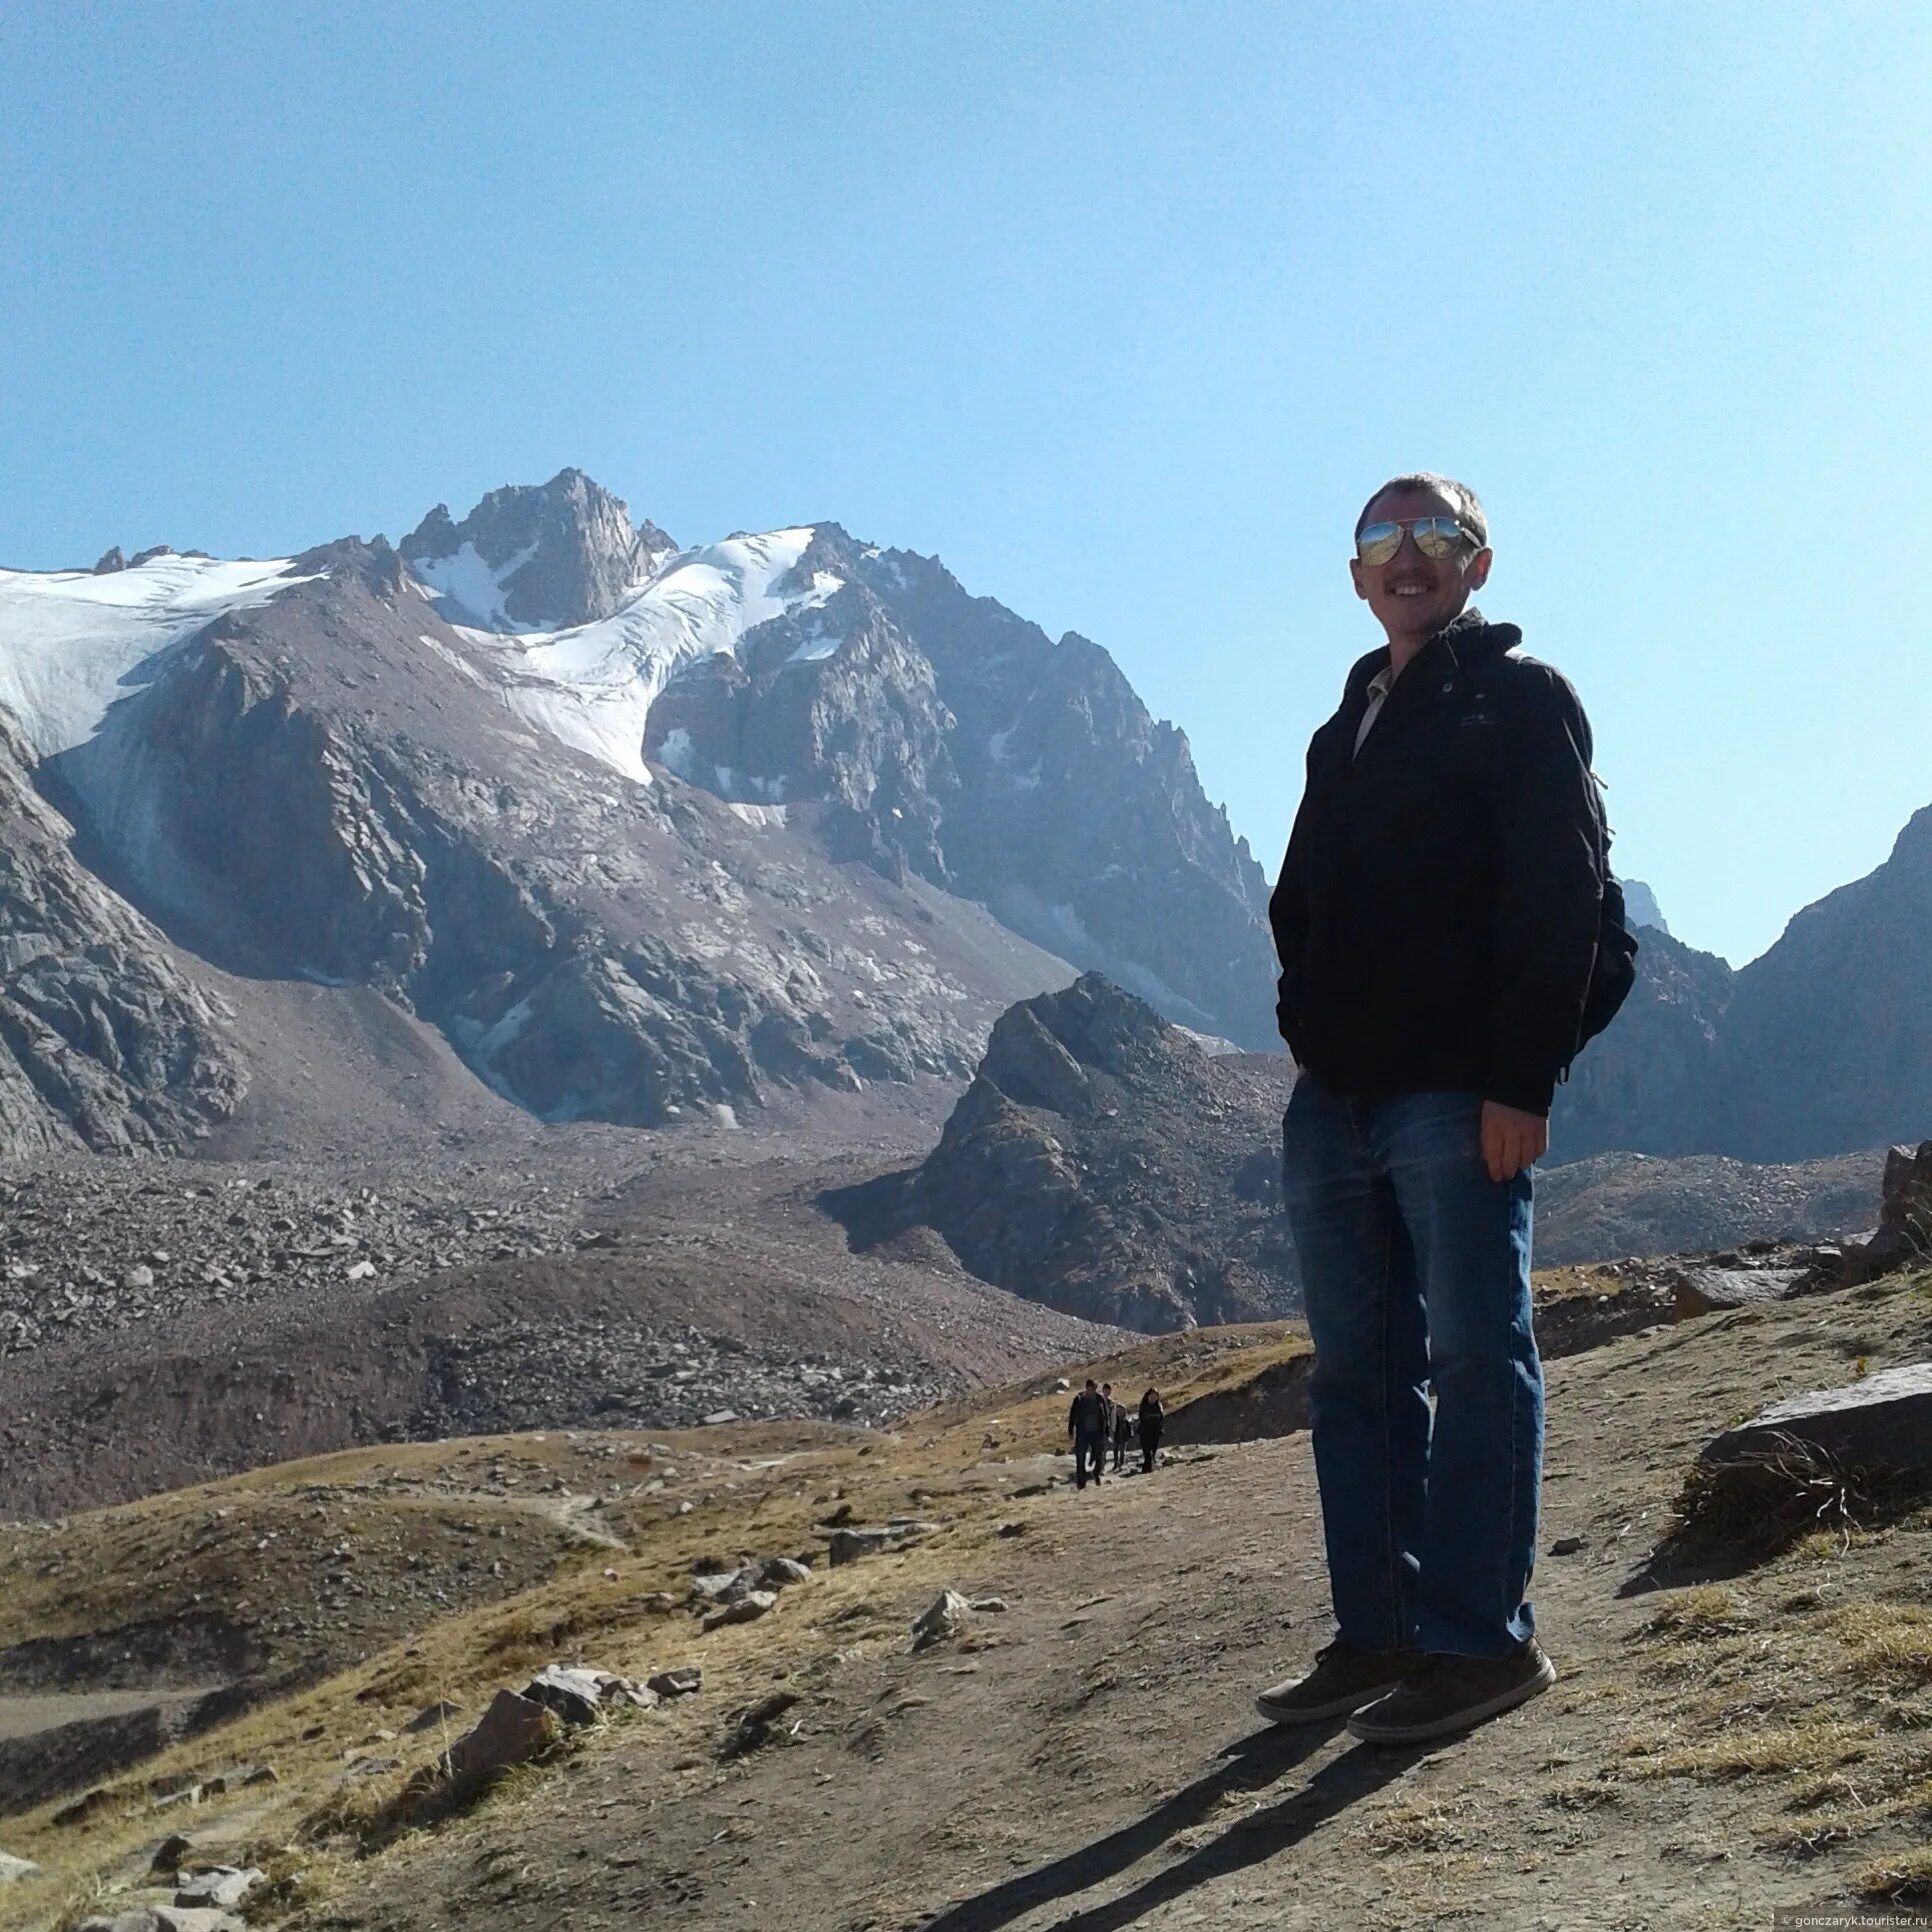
[1138,1388,1165,1472]
[1067,1378,1110,1488]
[1110,1395,1135,1470]
[1259,473,1634,1746]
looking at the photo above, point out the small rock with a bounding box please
[827,1522,936,1567]
[968,1596,1010,1613]
[702,1589,778,1632]
[150,1831,194,1873]
[0,1850,39,1882]
[175,1866,263,1909]
[722,1690,799,1757]
[646,1665,703,1698]
[912,1589,973,1650]
[1549,1535,1586,1556]
[758,1556,813,1588]
[53,1787,114,1827]
[996,1522,1028,1538]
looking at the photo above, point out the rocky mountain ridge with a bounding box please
[0,476,1278,1153]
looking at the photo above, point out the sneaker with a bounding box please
[1345,1639,1557,1745]
[1253,1637,1425,1725]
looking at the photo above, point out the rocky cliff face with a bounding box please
[0,712,242,1156]
[826,974,1299,1332]
[1714,807,1932,1159]
[400,468,672,631]
[1552,927,1736,1159]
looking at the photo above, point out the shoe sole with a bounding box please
[1253,1674,1413,1726]
[1345,1652,1558,1744]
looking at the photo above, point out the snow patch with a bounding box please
[409,539,539,631]
[417,633,485,685]
[725,801,789,827]
[0,555,312,757]
[462,528,838,785]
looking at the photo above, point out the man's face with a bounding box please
[1349,484,1492,649]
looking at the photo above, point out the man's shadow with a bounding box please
[918,1722,1425,1932]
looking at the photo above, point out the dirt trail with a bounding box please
[282,1274,1932,1932]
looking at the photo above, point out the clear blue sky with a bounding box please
[3,2,1928,965]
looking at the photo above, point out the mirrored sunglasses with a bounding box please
[1355,517,1476,566]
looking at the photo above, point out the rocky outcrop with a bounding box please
[1714,807,1932,1160]
[848,535,1277,1046]
[644,581,960,885]
[1620,878,1670,935]
[0,710,242,1157]
[1551,928,1735,1159]
[401,468,671,630]
[827,974,1298,1331]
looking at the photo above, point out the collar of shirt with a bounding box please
[1353,661,1401,756]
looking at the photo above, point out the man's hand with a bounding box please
[1480,1100,1549,1182]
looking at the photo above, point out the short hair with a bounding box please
[1355,472,1488,548]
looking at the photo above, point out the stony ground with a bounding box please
[0,1135,1130,1518]
[5,1264,1931,1932]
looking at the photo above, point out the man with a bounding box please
[1100,1382,1122,1470]
[1258,472,1612,1746]
[1067,1378,1110,1489]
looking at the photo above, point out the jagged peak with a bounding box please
[400,470,667,631]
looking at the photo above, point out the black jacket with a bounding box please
[1269,609,1605,1117]
[1068,1389,1110,1438]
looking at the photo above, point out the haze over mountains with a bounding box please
[0,465,1926,1169]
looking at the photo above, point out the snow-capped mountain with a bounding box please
[0,476,1277,1153]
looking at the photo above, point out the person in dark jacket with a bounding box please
[1066,1378,1109,1488]
[1110,1392,1135,1470]
[1138,1388,1165,1472]
[1256,473,1609,1749]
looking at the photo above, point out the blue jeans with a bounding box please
[1281,1074,1543,1657]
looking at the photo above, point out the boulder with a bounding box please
[911,1590,973,1651]
[826,1522,936,1567]
[1701,1362,1932,1474]
[520,1665,656,1727]
[175,1867,263,1909]
[441,1688,559,1792]
[688,1568,749,1608]
[701,1589,778,1633]
[1669,1265,1807,1317]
